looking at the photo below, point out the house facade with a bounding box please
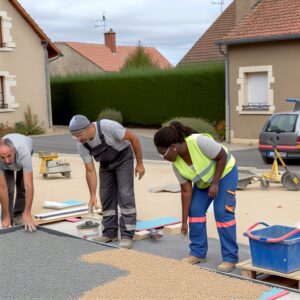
[218,0,300,143]
[0,0,60,130]
[50,29,172,77]
[180,0,300,143]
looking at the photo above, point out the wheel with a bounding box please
[65,172,71,179]
[261,156,273,164]
[260,178,270,190]
[43,174,48,179]
[281,172,300,191]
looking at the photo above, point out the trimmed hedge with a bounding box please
[51,63,225,126]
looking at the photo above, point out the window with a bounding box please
[0,73,17,111]
[266,114,298,133]
[0,11,14,50]
[236,66,275,114]
[0,76,5,109]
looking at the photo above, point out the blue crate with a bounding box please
[244,224,300,273]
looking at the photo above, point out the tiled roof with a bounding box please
[220,0,300,44]
[178,2,236,65]
[62,42,172,72]
[9,0,61,58]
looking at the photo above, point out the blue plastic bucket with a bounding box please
[244,223,300,273]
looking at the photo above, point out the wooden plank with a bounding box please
[163,223,182,235]
[237,259,300,289]
[240,269,256,279]
[236,259,252,268]
[134,230,150,241]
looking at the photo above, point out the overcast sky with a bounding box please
[18,0,231,65]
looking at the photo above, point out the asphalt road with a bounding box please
[32,134,162,160]
[32,134,300,171]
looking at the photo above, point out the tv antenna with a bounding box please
[94,12,107,33]
[211,0,225,13]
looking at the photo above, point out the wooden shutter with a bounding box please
[0,17,3,47]
[0,76,4,109]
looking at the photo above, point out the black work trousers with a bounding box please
[99,146,136,239]
[2,170,25,224]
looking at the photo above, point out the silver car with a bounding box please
[258,99,300,164]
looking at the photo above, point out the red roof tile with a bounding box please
[221,0,300,44]
[64,42,172,72]
[178,2,236,65]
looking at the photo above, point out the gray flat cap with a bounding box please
[69,115,91,133]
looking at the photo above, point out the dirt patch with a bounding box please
[80,249,269,300]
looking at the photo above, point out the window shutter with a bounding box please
[247,72,268,104]
[0,11,15,48]
[0,72,17,110]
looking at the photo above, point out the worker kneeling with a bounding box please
[69,115,145,249]
[154,121,238,272]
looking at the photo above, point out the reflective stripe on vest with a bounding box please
[173,134,235,189]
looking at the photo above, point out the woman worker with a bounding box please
[154,121,238,272]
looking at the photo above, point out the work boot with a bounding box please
[217,262,236,272]
[119,238,133,249]
[92,236,118,243]
[181,255,207,265]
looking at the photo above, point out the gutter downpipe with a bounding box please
[41,41,53,130]
[218,44,230,143]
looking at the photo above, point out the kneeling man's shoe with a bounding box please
[181,256,206,265]
[217,262,236,272]
[119,238,133,249]
[92,236,118,243]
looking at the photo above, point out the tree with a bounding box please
[121,42,159,71]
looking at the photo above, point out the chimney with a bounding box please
[104,28,116,53]
[235,0,260,23]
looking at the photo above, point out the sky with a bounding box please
[18,0,231,66]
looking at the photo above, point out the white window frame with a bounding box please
[0,11,15,51]
[0,71,17,112]
[236,65,275,115]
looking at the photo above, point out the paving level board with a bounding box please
[237,259,300,290]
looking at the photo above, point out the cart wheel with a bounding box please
[260,178,269,190]
[43,174,48,179]
[65,172,71,179]
[281,172,300,191]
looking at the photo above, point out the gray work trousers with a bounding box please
[1,170,25,224]
[99,146,136,239]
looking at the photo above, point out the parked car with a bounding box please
[258,99,300,164]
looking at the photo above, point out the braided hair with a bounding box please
[154,121,197,148]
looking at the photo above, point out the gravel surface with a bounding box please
[0,230,126,300]
[81,249,269,300]
[107,235,251,276]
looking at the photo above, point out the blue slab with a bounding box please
[62,200,84,206]
[136,217,180,231]
[258,288,288,300]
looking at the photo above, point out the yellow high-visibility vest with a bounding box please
[173,134,235,189]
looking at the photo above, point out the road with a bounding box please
[32,134,162,160]
[32,134,300,171]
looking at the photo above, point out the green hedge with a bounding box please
[51,63,225,126]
